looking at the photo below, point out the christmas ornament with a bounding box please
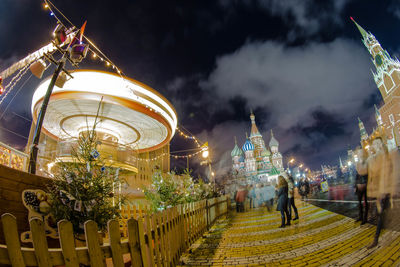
[101,166,106,172]
[60,190,75,205]
[83,183,89,189]
[90,149,100,159]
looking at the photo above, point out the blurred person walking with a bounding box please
[235,185,248,213]
[287,175,299,220]
[367,136,400,248]
[262,182,275,212]
[277,176,290,228]
[249,185,256,209]
[354,146,368,224]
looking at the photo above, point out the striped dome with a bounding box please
[231,143,243,157]
[242,138,254,151]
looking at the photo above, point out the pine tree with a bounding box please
[47,117,126,234]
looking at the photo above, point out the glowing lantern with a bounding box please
[69,43,89,63]
[53,23,67,46]
[30,59,47,78]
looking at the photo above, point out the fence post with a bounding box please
[58,220,79,267]
[2,213,26,267]
[30,218,52,267]
[127,218,143,267]
[108,219,125,267]
[84,220,106,267]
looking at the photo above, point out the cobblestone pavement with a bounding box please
[179,201,400,266]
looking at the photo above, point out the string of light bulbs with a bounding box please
[0,61,35,106]
[43,0,124,78]
[132,127,208,162]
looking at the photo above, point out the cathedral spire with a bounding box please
[249,110,261,137]
[339,156,343,169]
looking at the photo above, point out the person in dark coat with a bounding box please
[276,176,290,228]
[354,147,368,224]
[287,175,299,220]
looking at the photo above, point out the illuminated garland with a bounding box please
[133,127,207,162]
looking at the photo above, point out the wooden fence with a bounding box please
[0,195,229,266]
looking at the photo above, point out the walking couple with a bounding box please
[276,174,299,228]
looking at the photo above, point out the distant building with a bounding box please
[230,112,284,185]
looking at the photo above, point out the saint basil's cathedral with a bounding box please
[231,112,284,184]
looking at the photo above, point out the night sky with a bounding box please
[1,0,400,178]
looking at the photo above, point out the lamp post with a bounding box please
[287,158,295,173]
[28,56,66,174]
[201,146,215,191]
[28,23,88,174]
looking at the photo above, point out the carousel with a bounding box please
[30,69,177,175]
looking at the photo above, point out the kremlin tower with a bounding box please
[352,18,400,148]
[230,112,284,184]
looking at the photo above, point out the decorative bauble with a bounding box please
[90,149,100,159]
[83,183,89,189]
[109,192,114,197]
[39,201,51,214]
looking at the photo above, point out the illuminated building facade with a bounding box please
[231,112,283,184]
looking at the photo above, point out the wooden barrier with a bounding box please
[0,195,229,266]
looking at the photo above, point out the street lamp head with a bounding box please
[289,158,295,163]
[299,164,303,168]
[202,149,209,158]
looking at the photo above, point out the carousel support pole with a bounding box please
[28,56,66,174]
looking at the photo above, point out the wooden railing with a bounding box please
[0,195,229,266]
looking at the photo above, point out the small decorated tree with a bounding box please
[47,118,126,234]
[144,169,214,213]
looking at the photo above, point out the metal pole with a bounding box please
[187,156,189,170]
[28,56,66,174]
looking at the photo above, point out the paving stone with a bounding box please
[179,200,400,266]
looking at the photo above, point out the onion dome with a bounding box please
[269,130,279,147]
[242,133,254,151]
[231,137,243,157]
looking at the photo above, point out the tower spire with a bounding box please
[358,117,368,141]
[249,111,260,137]
[350,17,369,40]
[339,156,343,169]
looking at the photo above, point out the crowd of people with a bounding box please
[233,135,400,249]
[234,173,301,228]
